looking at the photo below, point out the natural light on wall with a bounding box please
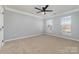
[46,20,53,33]
[61,16,71,36]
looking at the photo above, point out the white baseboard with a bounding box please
[4,33,79,43]
[5,33,43,42]
[46,33,79,42]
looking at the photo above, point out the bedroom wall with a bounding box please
[4,10,43,41]
[45,11,79,40]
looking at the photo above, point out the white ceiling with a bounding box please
[6,5,79,18]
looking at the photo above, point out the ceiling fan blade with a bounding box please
[35,7,42,11]
[44,5,49,9]
[45,10,53,12]
[37,11,41,13]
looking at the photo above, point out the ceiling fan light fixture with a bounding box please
[42,12,44,14]
[42,12,46,15]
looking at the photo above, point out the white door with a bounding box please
[0,6,4,47]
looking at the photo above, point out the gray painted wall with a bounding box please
[45,11,79,40]
[4,10,79,41]
[4,10,43,40]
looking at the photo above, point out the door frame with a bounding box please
[0,5,4,48]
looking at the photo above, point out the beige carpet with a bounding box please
[0,34,79,54]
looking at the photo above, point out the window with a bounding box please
[61,16,71,35]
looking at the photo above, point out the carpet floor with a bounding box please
[0,35,79,54]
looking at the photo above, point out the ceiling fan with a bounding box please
[35,5,53,15]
